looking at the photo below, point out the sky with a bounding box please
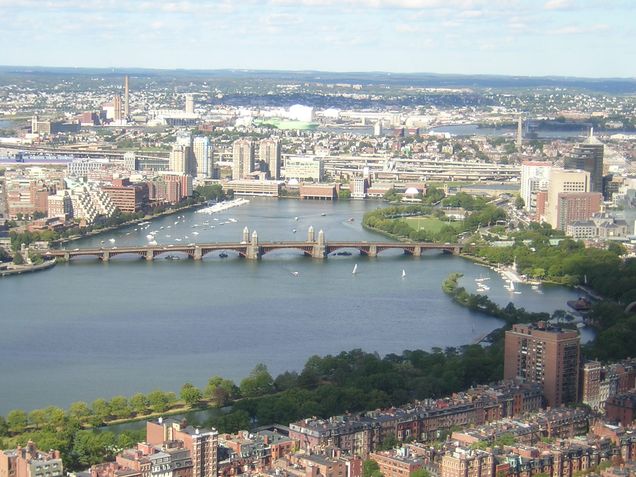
[0,0,634,78]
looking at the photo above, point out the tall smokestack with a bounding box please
[124,75,129,119]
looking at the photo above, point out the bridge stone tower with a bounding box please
[312,229,326,259]
[307,226,315,242]
[242,226,250,243]
[247,230,260,260]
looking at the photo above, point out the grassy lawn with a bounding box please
[405,216,457,233]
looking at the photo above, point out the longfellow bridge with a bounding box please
[44,228,463,262]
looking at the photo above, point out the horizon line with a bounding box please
[1,64,635,82]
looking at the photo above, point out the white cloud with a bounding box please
[544,0,573,10]
[549,23,609,35]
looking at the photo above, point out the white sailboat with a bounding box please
[352,264,358,275]
[401,269,406,279]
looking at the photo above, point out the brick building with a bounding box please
[0,442,63,477]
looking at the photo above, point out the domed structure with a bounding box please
[288,178,299,186]
[404,187,420,195]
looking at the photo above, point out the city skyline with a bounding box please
[0,0,634,78]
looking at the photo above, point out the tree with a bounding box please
[7,409,27,434]
[0,416,8,437]
[362,459,383,477]
[514,196,525,210]
[411,470,430,477]
[91,399,111,423]
[109,396,131,419]
[130,393,149,414]
[147,390,171,413]
[13,252,24,265]
[240,364,274,398]
[29,409,47,429]
[180,383,203,407]
[68,401,92,422]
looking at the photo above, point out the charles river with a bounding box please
[0,198,588,415]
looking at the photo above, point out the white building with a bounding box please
[283,155,323,182]
[193,136,213,178]
[520,161,551,213]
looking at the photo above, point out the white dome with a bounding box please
[405,187,419,195]
[288,178,299,185]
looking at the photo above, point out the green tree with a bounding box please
[363,459,383,477]
[29,409,47,429]
[91,399,111,423]
[13,252,24,265]
[0,416,8,437]
[130,393,149,414]
[147,390,171,413]
[514,196,525,210]
[109,396,131,419]
[411,470,430,477]
[68,401,91,422]
[240,364,274,398]
[180,383,203,407]
[7,409,27,434]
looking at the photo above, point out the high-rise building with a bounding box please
[556,192,602,231]
[516,116,523,150]
[169,144,195,176]
[504,322,580,407]
[123,151,137,171]
[232,139,254,180]
[193,137,213,178]
[259,138,281,179]
[185,94,195,115]
[113,94,122,122]
[565,130,604,193]
[545,168,590,229]
[124,75,130,119]
[520,161,551,214]
[283,155,324,182]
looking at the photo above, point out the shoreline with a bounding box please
[0,259,56,277]
[51,201,207,247]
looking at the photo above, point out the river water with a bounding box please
[0,198,584,414]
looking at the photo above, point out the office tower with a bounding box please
[185,93,195,114]
[232,139,254,180]
[565,129,604,193]
[556,192,602,231]
[123,151,137,171]
[113,94,122,122]
[124,75,129,119]
[546,168,590,229]
[504,322,580,407]
[169,144,194,176]
[259,138,281,179]
[193,136,213,178]
[520,161,551,214]
[516,116,523,150]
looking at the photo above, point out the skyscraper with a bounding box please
[232,139,254,180]
[113,94,122,122]
[185,93,195,114]
[193,136,213,178]
[520,161,551,214]
[259,138,281,179]
[169,144,194,176]
[504,322,580,407]
[565,130,604,193]
[124,75,130,119]
[516,116,523,150]
[545,168,590,229]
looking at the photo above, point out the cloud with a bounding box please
[544,0,573,10]
[549,23,609,35]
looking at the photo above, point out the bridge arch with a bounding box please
[626,301,636,314]
[201,248,247,259]
[260,247,313,258]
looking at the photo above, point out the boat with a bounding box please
[192,231,199,235]
[401,269,406,279]
[347,218,355,222]
[294,217,299,221]
[352,264,358,275]
[321,213,326,216]
[108,238,115,243]
[336,251,352,256]
[475,277,490,282]
[219,252,228,258]
[291,271,299,276]
[567,297,592,311]
[292,229,297,233]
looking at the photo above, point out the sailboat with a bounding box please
[401,269,406,279]
[352,264,358,275]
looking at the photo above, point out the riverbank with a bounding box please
[0,259,56,277]
[52,201,207,247]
